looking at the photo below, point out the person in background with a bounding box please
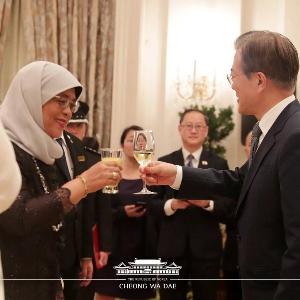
[141,31,300,300]
[244,131,252,159]
[135,132,147,150]
[0,120,22,300]
[66,100,89,141]
[93,125,157,300]
[153,109,233,300]
[66,100,100,151]
[65,101,112,300]
[0,61,121,300]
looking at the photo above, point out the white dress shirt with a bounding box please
[57,135,74,179]
[182,147,202,168]
[258,95,295,147]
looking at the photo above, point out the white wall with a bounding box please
[111,0,300,168]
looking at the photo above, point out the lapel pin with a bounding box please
[77,155,85,162]
[201,160,208,165]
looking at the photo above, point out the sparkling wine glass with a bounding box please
[133,130,157,195]
[100,148,123,194]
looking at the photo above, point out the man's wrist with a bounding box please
[170,165,182,190]
[164,199,176,216]
[203,200,214,212]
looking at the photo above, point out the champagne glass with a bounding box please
[133,130,157,195]
[100,148,123,194]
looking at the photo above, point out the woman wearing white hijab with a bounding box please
[0,61,121,300]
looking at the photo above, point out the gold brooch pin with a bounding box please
[77,155,85,162]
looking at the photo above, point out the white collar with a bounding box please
[259,95,295,139]
[182,147,203,161]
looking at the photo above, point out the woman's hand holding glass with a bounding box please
[100,149,123,194]
[81,160,122,194]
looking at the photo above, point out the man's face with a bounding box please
[178,111,208,149]
[66,122,87,141]
[231,50,259,115]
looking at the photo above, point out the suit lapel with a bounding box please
[64,132,87,177]
[56,156,71,181]
[175,149,185,166]
[55,137,71,181]
[235,100,300,215]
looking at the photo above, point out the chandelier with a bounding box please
[176,60,216,102]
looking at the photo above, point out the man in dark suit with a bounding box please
[66,101,111,270]
[61,102,112,300]
[155,109,233,300]
[55,131,95,300]
[141,31,300,300]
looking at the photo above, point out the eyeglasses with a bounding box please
[226,74,233,85]
[53,95,79,113]
[227,73,243,86]
[181,124,207,131]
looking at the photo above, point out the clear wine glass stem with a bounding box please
[141,178,148,193]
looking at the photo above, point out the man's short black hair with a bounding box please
[179,109,208,126]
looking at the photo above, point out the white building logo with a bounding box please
[114,258,181,276]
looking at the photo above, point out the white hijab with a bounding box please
[0,61,82,165]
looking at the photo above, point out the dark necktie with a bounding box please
[56,138,71,180]
[248,123,262,168]
[186,154,194,168]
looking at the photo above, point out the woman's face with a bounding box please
[136,134,147,150]
[122,130,135,158]
[42,88,76,138]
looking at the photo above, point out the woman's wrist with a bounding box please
[76,175,88,198]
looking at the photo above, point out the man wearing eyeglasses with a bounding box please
[154,109,234,300]
[142,31,300,300]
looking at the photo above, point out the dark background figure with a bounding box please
[221,131,252,300]
[93,125,157,300]
[65,101,112,300]
[221,130,251,300]
[66,100,89,141]
[66,100,100,151]
[153,109,234,300]
[83,136,100,151]
[55,130,95,300]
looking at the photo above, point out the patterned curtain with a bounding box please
[0,0,115,147]
[0,0,12,65]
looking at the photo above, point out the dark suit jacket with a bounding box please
[56,132,94,270]
[85,147,112,253]
[154,148,232,261]
[175,100,300,300]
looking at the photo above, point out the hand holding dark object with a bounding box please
[170,199,191,211]
[124,204,146,218]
